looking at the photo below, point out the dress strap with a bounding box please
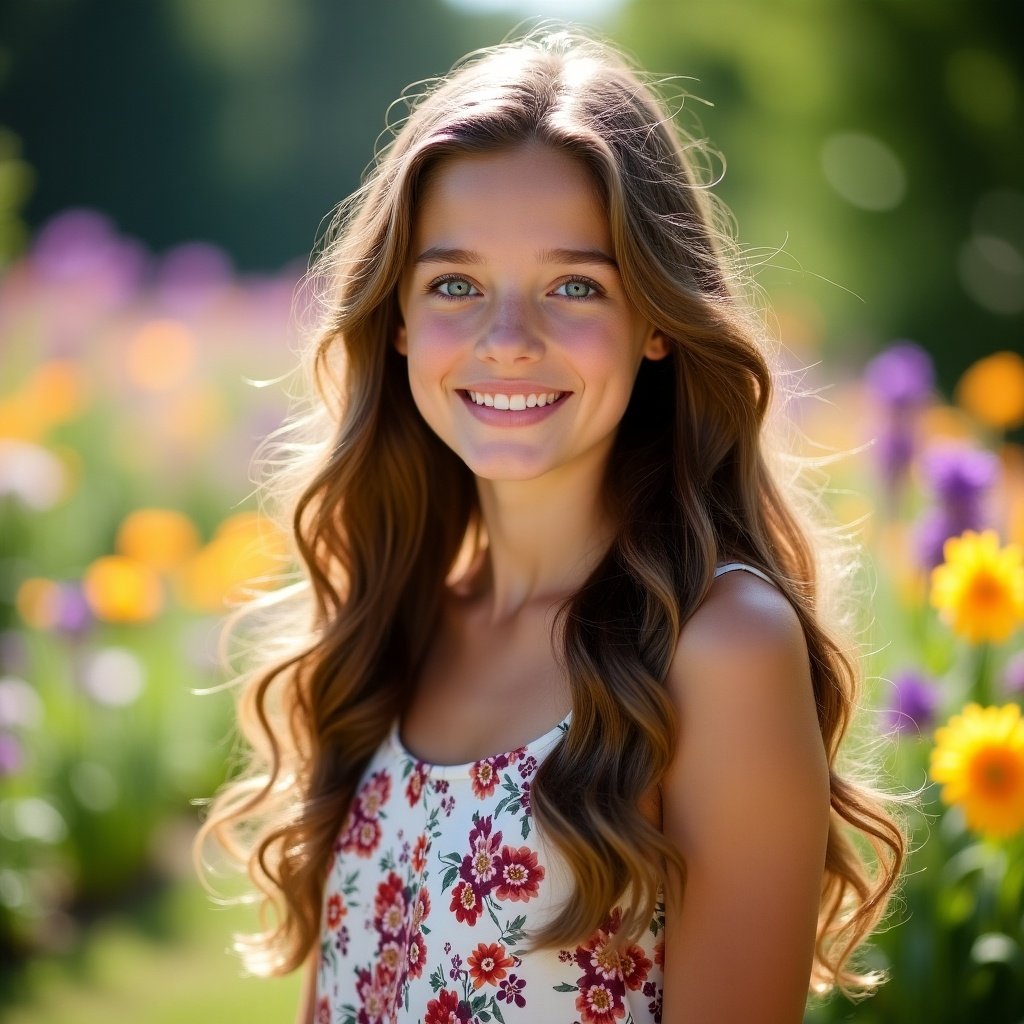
[713,561,778,588]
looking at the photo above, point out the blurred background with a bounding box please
[1,0,1022,1021]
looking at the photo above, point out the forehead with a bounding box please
[408,144,611,256]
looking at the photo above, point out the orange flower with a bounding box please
[83,556,163,623]
[0,360,88,441]
[174,512,289,612]
[955,351,1024,430]
[116,508,201,572]
[126,319,197,391]
[467,942,514,988]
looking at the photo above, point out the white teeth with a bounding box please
[467,390,564,408]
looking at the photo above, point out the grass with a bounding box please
[2,866,301,1023]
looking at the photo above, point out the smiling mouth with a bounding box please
[458,390,569,410]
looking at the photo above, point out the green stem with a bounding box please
[972,642,993,706]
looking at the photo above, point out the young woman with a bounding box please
[195,28,905,1024]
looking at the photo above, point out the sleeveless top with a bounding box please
[315,562,777,1024]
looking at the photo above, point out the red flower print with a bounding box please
[412,885,431,929]
[469,758,500,799]
[373,871,407,939]
[377,938,403,980]
[496,973,527,1008]
[358,769,392,817]
[577,933,622,984]
[575,979,625,1024]
[619,944,653,990]
[459,816,502,891]
[316,995,331,1024]
[424,988,471,1024]
[406,764,428,806]
[411,833,429,874]
[407,930,427,979]
[450,879,484,926]
[505,746,524,765]
[326,892,347,930]
[341,814,382,858]
[355,964,393,1024]
[654,939,664,969]
[495,845,545,902]
[373,871,405,918]
[467,941,514,988]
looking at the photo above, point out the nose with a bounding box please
[474,295,543,364]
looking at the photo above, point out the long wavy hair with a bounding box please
[194,27,906,999]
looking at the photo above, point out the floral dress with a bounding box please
[315,713,665,1024]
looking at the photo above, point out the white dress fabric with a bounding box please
[315,562,776,1024]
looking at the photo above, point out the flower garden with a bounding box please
[1,209,1023,1021]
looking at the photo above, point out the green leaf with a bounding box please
[554,982,577,992]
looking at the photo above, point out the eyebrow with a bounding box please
[413,245,619,269]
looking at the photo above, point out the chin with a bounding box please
[460,453,557,483]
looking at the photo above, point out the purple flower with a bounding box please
[874,425,916,485]
[885,670,940,734]
[863,342,935,410]
[913,445,998,569]
[1003,651,1024,696]
[53,583,93,637]
[155,242,232,316]
[0,732,24,778]
[914,508,983,570]
[30,208,147,296]
[497,973,527,1007]
[920,445,999,511]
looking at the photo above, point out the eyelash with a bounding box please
[425,273,605,302]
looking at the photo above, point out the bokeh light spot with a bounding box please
[126,319,197,391]
[821,132,906,211]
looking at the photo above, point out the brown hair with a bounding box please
[193,27,905,998]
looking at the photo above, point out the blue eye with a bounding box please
[432,276,476,298]
[554,279,599,300]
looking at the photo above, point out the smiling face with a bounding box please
[395,143,668,484]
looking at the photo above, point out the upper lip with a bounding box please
[459,382,570,395]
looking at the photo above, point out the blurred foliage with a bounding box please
[615,0,1023,388]
[0,0,513,268]
[1,0,1020,389]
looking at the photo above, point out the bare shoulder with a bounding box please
[658,569,831,1021]
[662,568,828,795]
[677,568,808,668]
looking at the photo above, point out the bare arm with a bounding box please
[659,572,831,1024]
[294,944,319,1024]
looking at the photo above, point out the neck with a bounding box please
[467,449,617,626]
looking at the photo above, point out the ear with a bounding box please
[394,322,408,356]
[642,328,671,361]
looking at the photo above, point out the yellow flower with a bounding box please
[930,530,1024,643]
[83,556,164,623]
[955,351,1024,430]
[116,508,201,572]
[931,703,1024,838]
[174,512,289,612]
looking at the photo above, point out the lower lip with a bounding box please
[458,391,570,426]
